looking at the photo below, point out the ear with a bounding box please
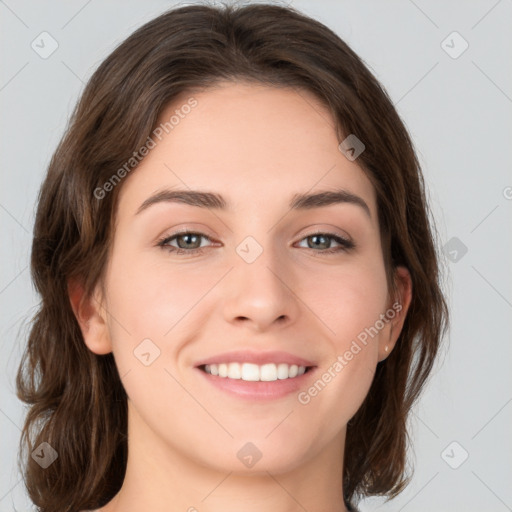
[378,266,412,362]
[68,277,112,355]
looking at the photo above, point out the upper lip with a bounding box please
[194,350,316,368]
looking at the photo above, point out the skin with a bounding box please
[71,82,412,512]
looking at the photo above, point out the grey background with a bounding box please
[1,1,511,511]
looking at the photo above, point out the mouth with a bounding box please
[195,362,318,401]
[198,362,315,381]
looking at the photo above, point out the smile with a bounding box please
[201,362,312,381]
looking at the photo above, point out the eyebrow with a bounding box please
[135,188,371,218]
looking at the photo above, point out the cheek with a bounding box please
[105,248,220,341]
[297,255,390,345]
[101,251,208,422]
[293,257,388,418]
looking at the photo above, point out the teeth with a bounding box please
[203,362,308,381]
[218,363,228,377]
[242,363,260,381]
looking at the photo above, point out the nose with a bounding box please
[222,243,300,332]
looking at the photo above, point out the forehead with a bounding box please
[117,82,377,221]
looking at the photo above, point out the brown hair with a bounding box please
[16,3,448,511]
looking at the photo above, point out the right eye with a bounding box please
[157,231,215,255]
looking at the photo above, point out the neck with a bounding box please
[101,400,350,512]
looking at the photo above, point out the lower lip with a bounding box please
[195,367,317,401]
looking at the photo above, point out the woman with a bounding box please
[17,3,448,511]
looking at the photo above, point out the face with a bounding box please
[77,82,410,475]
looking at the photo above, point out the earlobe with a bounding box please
[67,278,113,355]
[378,266,413,361]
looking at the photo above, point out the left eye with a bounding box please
[295,232,355,253]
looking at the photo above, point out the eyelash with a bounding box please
[156,230,355,256]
